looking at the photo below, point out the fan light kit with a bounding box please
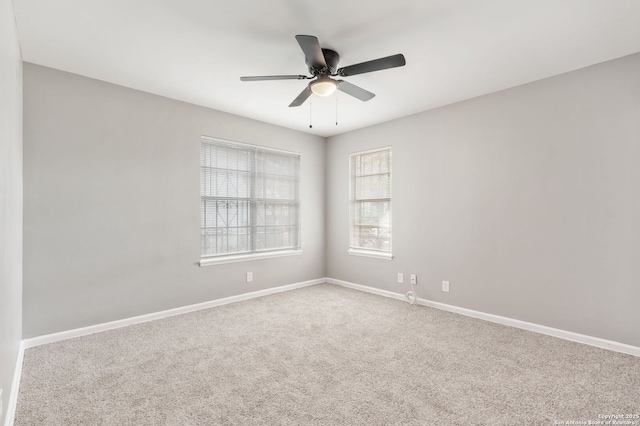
[310,77,338,97]
[240,35,406,107]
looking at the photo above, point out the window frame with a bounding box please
[199,136,302,266]
[348,146,393,260]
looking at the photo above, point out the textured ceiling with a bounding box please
[14,0,640,137]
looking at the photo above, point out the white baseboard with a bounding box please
[23,278,325,349]
[21,276,640,357]
[326,278,409,302]
[4,341,24,426]
[326,278,640,357]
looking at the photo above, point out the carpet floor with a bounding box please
[14,284,640,425]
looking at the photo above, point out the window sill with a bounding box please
[347,248,394,260]
[199,249,303,267]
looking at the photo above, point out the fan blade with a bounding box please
[295,35,327,71]
[337,54,406,77]
[241,75,308,81]
[289,85,312,107]
[337,80,375,102]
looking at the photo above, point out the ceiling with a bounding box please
[14,0,640,137]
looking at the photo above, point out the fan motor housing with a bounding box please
[307,48,340,75]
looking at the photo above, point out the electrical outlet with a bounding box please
[410,274,417,285]
[246,272,253,283]
[442,280,450,292]
[397,273,404,284]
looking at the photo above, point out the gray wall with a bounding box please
[326,53,640,347]
[0,0,23,421]
[23,63,326,338]
[22,52,640,348]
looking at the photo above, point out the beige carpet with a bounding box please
[15,284,640,425]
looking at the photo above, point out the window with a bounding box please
[349,147,392,260]
[200,137,301,264]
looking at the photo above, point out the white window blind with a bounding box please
[349,147,392,255]
[200,137,300,258]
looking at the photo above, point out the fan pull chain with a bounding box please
[309,98,313,128]
[335,96,338,126]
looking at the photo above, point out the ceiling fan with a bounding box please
[240,35,406,107]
